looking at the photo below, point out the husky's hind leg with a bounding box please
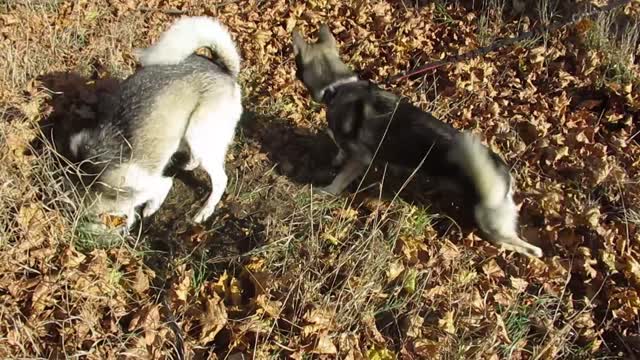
[185,93,242,224]
[192,160,228,223]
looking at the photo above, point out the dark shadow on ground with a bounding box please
[239,109,479,242]
[238,109,339,186]
[29,70,120,160]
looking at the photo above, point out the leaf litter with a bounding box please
[0,0,639,358]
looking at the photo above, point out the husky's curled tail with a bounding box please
[135,16,241,76]
[449,132,543,258]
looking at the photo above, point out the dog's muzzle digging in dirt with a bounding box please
[291,25,543,258]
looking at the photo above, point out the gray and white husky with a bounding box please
[69,16,243,230]
[292,25,543,258]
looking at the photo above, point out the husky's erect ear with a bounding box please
[292,30,308,58]
[318,24,336,47]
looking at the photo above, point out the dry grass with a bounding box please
[585,8,640,85]
[1,0,640,358]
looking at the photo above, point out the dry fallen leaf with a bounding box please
[255,294,282,318]
[3,0,640,357]
[438,310,456,335]
[366,347,394,360]
[200,293,228,344]
[482,259,505,279]
[132,267,151,296]
[313,331,337,354]
[386,260,404,283]
[171,267,192,302]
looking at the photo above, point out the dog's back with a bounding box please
[326,83,461,175]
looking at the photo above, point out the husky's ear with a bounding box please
[292,30,308,58]
[318,24,336,47]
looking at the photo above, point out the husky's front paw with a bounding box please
[183,157,200,171]
[314,185,339,196]
[142,201,162,218]
[193,208,214,224]
[331,150,347,167]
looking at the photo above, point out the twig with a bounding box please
[388,0,633,84]
[138,6,188,15]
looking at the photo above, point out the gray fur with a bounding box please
[71,17,243,230]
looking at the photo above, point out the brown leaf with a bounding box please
[213,271,229,298]
[31,279,54,313]
[61,246,86,269]
[576,99,603,110]
[128,304,160,333]
[575,247,598,280]
[200,293,228,344]
[132,267,151,295]
[438,310,456,334]
[313,331,337,354]
[171,267,192,302]
[610,289,640,323]
[255,294,282,318]
[228,276,242,306]
[495,313,512,344]
[386,260,405,283]
[510,277,529,292]
[363,313,386,344]
[405,313,424,338]
[243,257,270,296]
[482,259,505,279]
[620,254,640,290]
[17,204,47,250]
[304,307,334,327]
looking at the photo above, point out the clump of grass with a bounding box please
[477,0,506,46]
[536,0,559,48]
[586,10,640,85]
[247,181,433,352]
[73,216,127,251]
[624,209,640,226]
[435,1,456,26]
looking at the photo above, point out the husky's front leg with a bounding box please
[332,148,347,167]
[326,129,347,167]
[317,158,367,195]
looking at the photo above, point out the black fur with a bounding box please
[324,81,511,204]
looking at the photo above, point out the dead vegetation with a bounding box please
[1,0,640,358]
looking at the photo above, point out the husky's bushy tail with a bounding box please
[448,132,543,258]
[135,16,241,77]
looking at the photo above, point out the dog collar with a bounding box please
[320,76,360,103]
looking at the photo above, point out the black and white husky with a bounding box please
[69,16,243,230]
[292,25,542,257]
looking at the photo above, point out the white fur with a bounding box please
[318,75,359,100]
[448,132,507,208]
[69,130,89,158]
[448,132,543,257]
[87,163,172,229]
[185,86,243,223]
[135,16,241,76]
